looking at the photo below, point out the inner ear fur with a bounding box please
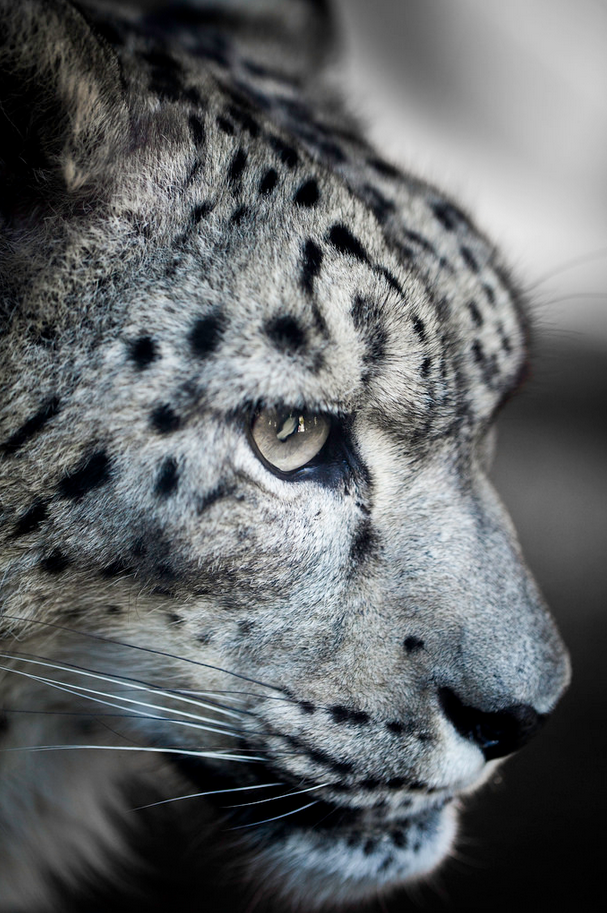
[0,0,128,227]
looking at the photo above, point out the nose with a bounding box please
[439,687,548,761]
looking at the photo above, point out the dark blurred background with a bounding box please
[338,1,607,910]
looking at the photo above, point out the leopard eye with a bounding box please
[250,408,331,473]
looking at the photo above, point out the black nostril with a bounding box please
[438,687,547,761]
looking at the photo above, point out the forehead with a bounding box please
[110,53,527,436]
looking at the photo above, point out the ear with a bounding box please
[141,0,338,82]
[0,0,128,228]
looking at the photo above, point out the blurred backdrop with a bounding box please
[337,1,607,910]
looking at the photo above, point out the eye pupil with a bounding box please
[250,408,331,473]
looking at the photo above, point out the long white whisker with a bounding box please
[0,744,264,762]
[0,665,245,739]
[528,245,607,290]
[228,800,319,830]
[0,653,245,720]
[225,782,329,808]
[2,615,288,696]
[133,782,284,811]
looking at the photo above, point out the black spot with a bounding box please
[330,705,349,724]
[351,296,388,367]
[328,224,368,263]
[391,829,409,848]
[294,179,320,207]
[404,636,424,654]
[156,562,176,582]
[408,781,427,792]
[2,397,60,456]
[375,266,403,296]
[59,451,112,500]
[269,136,299,168]
[155,457,179,498]
[403,230,436,256]
[387,777,405,790]
[228,147,247,183]
[216,115,235,135]
[189,313,225,358]
[167,612,184,626]
[351,710,371,725]
[192,202,213,223]
[483,283,496,306]
[198,482,235,514]
[318,139,346,162]
[363,184,395,223]
[301,239,323,293]
[264,315,307,354]
[386,721,406,735]
[129,336,158,369]
[226,104,259,137]
[368,157,401,180]
[299,701,316,715]
[360,778,380,790]
[461,246,480,273]
[12,499,47,537]
[230,204,249,224]
[350,518,378,564]
[420,356,432,378]
[330,705,370,725]
[188,114,205,146]
[258,168,278,194]
[197,631,213,645]
[467,300,483,327]
[106,604,122,615]
[363,839,377,856]
[411,316,427,342]
[41,550,70,574]
[432,201,466,232]
[237,618,255,636]
[472,340,484,364]
[150,404,181,435]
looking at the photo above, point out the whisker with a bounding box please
[0,707,243,727]
[0,652,246,720]
[534,291,607,305]
[228,800,319,830]
[0,744,265,762]
[1,615,289,696]
[224,781,329,808]
[528,245,607,290]
[133,782,284,811]
[0,665,246,739]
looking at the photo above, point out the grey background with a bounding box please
[336,2,607,910]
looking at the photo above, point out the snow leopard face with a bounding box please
[0,2,570,910]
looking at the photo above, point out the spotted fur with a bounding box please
[0,1,570,910]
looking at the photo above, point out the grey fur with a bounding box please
[0,1,570,910]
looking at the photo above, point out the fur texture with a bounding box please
[0,2,570,910]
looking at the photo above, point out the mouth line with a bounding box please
[164,751,453,835]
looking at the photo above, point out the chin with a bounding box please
[232,799,458,911]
